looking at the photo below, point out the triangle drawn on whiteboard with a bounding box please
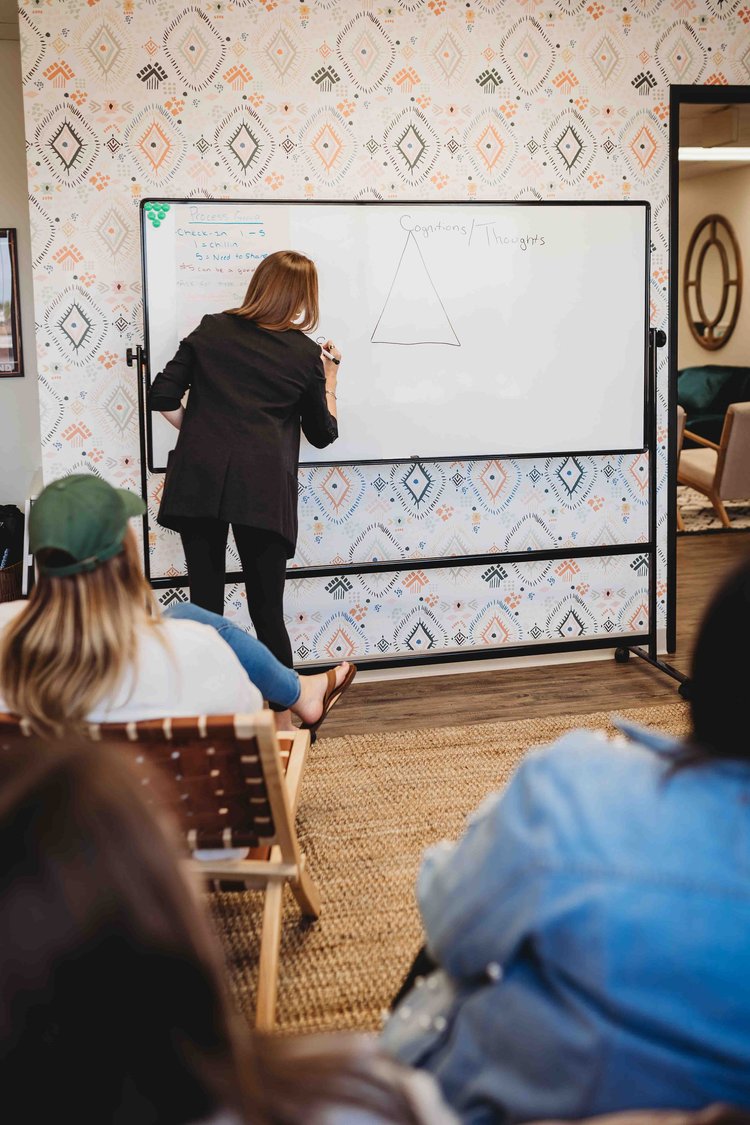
[371,232,460,346]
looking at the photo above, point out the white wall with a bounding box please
[0,29,40,508]
[679,164,750,370]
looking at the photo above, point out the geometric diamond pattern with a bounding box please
[402,463,433,505]
[299,108,356,185]
[103,384,137,435]
[180,28,208,73]
[630,125,657,169]
[44,285,107,367]
[227,123,260,170]
[321,466,351,511]
[95,206,131,258]
[555,124,584,170]
[546,454,597,509]
[164,6,226,90]
[464,109,517,183]
[515,34,540,77]
[620,110,665,183]
[384,107,440,183]
[264,26,299,79]
[588,32,623,84]
[544,108,596,183]
[138,121,172,172]
[404,620,438,651]
[215,107,275,184]
[556,607,586,637]
[312,123,343,172]
[547,594,597,639]
[432,31,464,81]
[395,123,426,170]
[556,456,585,495]
[394,605,448,653]
[50,122,83,170]
[468,600,522,647]
[337,12,395,93]
[500,16,555,93]
[655,21,707,84]
[36,102,99,185]
[391,460,446,520]
[58,302,92,350]
[125,104,185,184]
[85,22,124,76]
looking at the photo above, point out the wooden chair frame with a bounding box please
[0,710,320,1030]
[676,404,686,532]
[678,408,736,529]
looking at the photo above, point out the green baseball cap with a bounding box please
[30,474,146,577]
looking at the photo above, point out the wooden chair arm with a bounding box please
[683,429,721,452]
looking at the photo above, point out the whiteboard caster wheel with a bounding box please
[678,679,692,701]
[614,647,630,664]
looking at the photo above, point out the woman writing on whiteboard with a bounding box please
[149,250,352,729]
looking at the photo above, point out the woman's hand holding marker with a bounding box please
[321,339,341,418]
[320,340,341,366]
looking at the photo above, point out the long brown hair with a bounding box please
[0,529,161,738]
[0,740,450,1124]
[226,249,319,332]
[0,739,246,1124]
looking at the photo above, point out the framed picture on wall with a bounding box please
[0,229,23,377]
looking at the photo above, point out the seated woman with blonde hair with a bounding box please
[0,474,354,738]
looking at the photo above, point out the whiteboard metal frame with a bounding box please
[130,199,669,674]
[139,198,651,473]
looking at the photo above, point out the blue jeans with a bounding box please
[164,602,301,709]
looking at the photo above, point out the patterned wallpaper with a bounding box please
[18,0,750,666]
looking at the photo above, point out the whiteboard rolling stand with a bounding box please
[613,328,689,698]
[128,199,688,691]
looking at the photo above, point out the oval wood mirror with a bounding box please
[683,213,743,350]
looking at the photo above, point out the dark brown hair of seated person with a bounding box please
[0,740,440,1124]
[681,555,750,767]
[226,249,319,333]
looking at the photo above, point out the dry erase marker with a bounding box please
[321,348,340,365]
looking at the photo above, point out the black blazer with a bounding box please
[149,313,338,555]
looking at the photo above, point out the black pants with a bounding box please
[179,518,293,684]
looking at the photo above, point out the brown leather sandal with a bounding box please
[301,662,357,743]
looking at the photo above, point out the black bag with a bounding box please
[0,505,24,569]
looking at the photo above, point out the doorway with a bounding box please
[668,84,750,653]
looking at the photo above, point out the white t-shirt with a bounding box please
[0,600,262,722]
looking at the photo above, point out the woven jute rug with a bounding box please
[211,703,690,1035]
[678,484,750,533]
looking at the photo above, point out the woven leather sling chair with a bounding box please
[0,709,320,1030]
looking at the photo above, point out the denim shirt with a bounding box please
[381,723,750,1124]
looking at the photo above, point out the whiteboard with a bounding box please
[142,201,648,469]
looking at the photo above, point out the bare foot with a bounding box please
[273,709,295,732]
[293,662,351,726]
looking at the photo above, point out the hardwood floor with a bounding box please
[321,531,750,737]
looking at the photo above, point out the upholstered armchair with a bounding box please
[677,401,750,528]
